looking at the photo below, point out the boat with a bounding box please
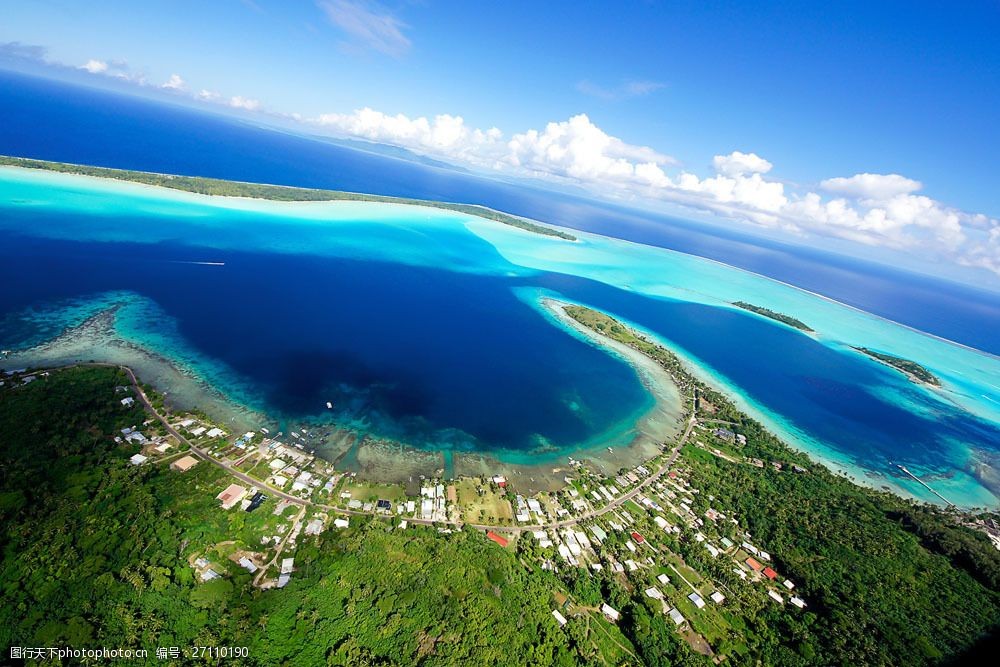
[326,401,333,409]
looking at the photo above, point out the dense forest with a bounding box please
[0,155,576,240]
[564,304,1000,666]
[2,354,998,664]
[0,367,626,665]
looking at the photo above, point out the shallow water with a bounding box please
[1,168,999,508]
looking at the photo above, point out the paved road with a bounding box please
[58,362,696,536]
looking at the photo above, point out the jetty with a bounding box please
[897,464,955,508]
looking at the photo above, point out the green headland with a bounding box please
[0,155,577,240]
[854,346,941,386]
[733,301,814,332]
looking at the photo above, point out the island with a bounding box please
[2,308,997,665]
[733,301,814,332]
[854,346,941,386]
[0,155,577,241]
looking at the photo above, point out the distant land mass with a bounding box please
[0,155,577,241]
[854,347,941,386]
[733,301,814,332]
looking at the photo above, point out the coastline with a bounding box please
[3,158,995,362]
[0,299,685,495]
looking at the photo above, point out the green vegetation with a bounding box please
[0,155,576,241]
[854,346,941,385]
[733,301,814,332]
[0,366,627,665]
[564,304,1000,666]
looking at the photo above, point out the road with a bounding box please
[59,362,696,536]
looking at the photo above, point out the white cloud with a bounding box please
[820,172,922,200]
[712,151,773,177]
[314,107,503,164]
[79,59,108,74]
[304,106,998,274]
[229,96,260,111]
[161,73,185,90]
[577,79,665,101]
[317,0,410,57]
[20,40,1000,279]
[507,114,674,183]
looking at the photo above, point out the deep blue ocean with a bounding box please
[2,69,999,505]
[2,70,998,354]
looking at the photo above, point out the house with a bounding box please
[154,443,172,453]
[601,604,621,622]
[170,455,199,472]
[277,574,290,588]
[200,569,220,582]
[551,610,568,627]
[783,579,795,590]
[120,397,135,407]
[745,557,763,572]
[712,427,736,441]
[129,453,148,466]
[631,531,646,544]
[217,483,248,510]
[688,593,705,609]
[763,567,778,580]
[206,427,225,438]
[334,518,349,529]
[657,573,670,585]
[590,525,608,543]
[710,591,725,604]
[304,518,324,535]
[281,558,294,574]
[767,590,784,604]
[668,608,685,626]
[189,426,207,437]
[486,531,508,548]
[238,557,258,573]
[644,588,663,600]
[376,499,392,513]
[790,596,807,609]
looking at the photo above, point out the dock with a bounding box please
[897,465,955,508]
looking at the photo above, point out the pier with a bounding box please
[897,464,955,508]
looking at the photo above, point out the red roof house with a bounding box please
[745,557,763,572]
[631,531,646,544]
[486,531,509,548]
[763,567,778,580]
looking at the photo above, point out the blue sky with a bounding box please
[2,0,999,281]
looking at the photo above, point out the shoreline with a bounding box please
[3,158,996,361]
[0,299,685,495]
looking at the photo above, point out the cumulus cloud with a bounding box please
[304,106,998,273]
[819,172,923,200]
[712,151,773,177]
[507,114,674,182]
[161,73,185,90]
[576,79,665,101]
[314,107,503,164]
[229,96,260,111]
[318,0,410,57]
[79,59,108,74]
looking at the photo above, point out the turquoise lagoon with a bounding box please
[2,167,999,507]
